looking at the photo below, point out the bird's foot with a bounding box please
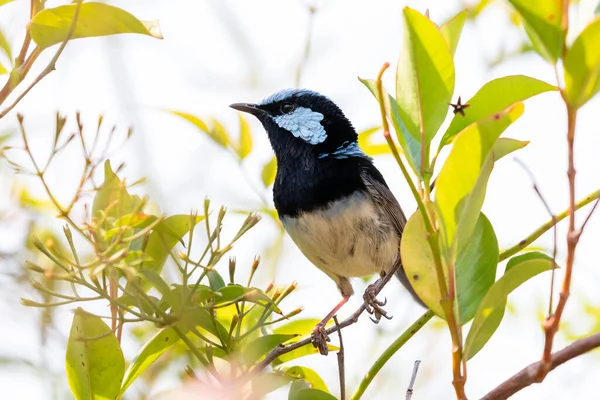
[311,324,330,356]
[363,283,392,324]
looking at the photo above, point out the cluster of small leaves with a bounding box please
[4,114,339,400]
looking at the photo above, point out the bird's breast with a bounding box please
[280,191,399,278]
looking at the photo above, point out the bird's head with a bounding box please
[230,89,366,161]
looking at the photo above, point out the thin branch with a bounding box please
[578,197,599,236]
[481,331,600,400]
[351,310,434,400]
[334,315,346,400]
[406,360,421,400]
[250,264,401,375]
[294,4,317,87]
[498,188,600,262]
[0,0,83,119]
[513,159,558,316]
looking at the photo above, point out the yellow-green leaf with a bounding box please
[261,156,277,187]
[284,366,329,393]
[436,103,523,249]
[507,0,565,63]
[0,62,7,75]
[397,7,455,145]
[440,10,467,56]
[0,28,12,61]
[120,328,179,393]
[564,17,600,108]
[209,118,230,148]
[66,309,125,400]
[237,113,253,159]
[357,126,390,156]
[30,2,162,49]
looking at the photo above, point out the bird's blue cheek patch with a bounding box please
[272,107,327,145]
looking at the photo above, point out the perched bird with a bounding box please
[230,89,423,354]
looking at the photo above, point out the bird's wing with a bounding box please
[359,164,407,236]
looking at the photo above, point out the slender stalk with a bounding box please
[499,189,599,261]
[351,310,434,400]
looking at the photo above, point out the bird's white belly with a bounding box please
[280,192,399,279]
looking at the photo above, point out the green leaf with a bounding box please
[436,103,523,249]
[564,17,600,108]
[397,7,455,147]
[289,380,311,399]
[66,309,125,400]
[138,214,200,290]
[290,389,337,400]
[402,211,498,322]
[169,110,209,132]
[120,327,179,393]
[0,62,6,75]
[261,156,277,187]
[507,0,565,63]
[0,0,14,7]
[454,214,498,323]
[440,10,467,56]
[207,270,226,291]
[440,75,556,147]
[209,118,231,148]
[464,252,555,359]
[215,285,281,312]
[92,160,135,224]
[284,366,329,392]
[243,334,299,365]
[237,113,253,159]
[359,78,422,178]
[492,137,529,159]
[30,2,162,49]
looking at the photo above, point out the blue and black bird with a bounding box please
[230,89,423,354]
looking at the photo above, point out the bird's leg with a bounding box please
[311,295,350,356]
[363,258,403,323]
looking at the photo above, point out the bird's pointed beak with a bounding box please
[229,103,266,117]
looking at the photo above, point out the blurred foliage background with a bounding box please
[0,0,599,399]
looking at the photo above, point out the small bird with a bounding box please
[230,89,423,354]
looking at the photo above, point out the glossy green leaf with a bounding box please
[359,78,422,178]
[464,252,555,359]
[564,17,600,107]
[186,308,228,340]
[120,327,179,393]
[66,309,125,400]
[402,211,498,322]
[440,75,556,147]
[284,366,329,393]
[436,103,523,249]
[139,214,200,290]
[237,114,253,159]
[30,3,162,49]
[440,10,467,56]
[261,156,277,187]
[397,7,455,144]
[290,388,337,400]
[243,334,298,365]
[455,214,498,323]
[507,0,565,63]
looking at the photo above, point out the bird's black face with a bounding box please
[231,89,362,161]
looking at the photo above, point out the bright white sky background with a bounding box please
[0,0,599,399]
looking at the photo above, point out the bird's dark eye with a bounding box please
[281,103,295,114]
